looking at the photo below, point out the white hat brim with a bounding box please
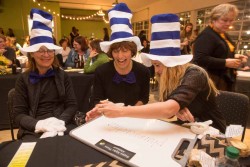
[100,36,143,53]
[140,52,193,67]
[20,43,62,56]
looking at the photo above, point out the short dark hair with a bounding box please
[89,39,103,53]
[59,38,67,46]
[107,41,137,58]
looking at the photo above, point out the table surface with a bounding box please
[0,135,117,167]
[0,72,94,130]
[0,134,249,167]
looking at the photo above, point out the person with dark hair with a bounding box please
[7,28,15,37]
[138,30,146,45]
[89,3,150,108]
[193,4,247,91]
[0,27,4,35]
[13,8,77,140]
[69,26,79,47]
[103,28,109,41]
[59,38,70,64]
[84,39,109,74]
[65,36,90,68]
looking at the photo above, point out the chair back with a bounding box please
[216,91,249,141]
[7,88,15,141]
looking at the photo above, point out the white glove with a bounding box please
[35,117,66,133]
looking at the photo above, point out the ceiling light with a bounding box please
[112,0,118,6]
[97,9,105,16]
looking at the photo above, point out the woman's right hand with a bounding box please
[85,100,114,122]
[225,58,242,69]
[175,107,194,122]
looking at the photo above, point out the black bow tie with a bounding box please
[112,72,136,84]
[29,69,55,84]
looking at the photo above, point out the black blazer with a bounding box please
[192,26,236,82]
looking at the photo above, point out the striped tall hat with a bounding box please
[141,14,192,67]
[100,3,142,53]
[20,8,61,55]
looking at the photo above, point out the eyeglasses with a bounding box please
[37,49,54,54]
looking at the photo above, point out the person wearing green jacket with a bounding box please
[84,39,109,74]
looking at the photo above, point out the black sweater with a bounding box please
[93,60,150,106]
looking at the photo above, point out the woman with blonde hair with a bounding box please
[193,4,247,91]
[180,23,193,54]
[86,13,227,133]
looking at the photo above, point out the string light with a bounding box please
[102,16,109,24]
[32,0,107,22]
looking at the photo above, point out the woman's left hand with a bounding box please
[235,54,248,63]
[85,100,116,122]
[175,107,194,122]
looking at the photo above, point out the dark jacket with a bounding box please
[13,68,77,139]
[192,26,236,90]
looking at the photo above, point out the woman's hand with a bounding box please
[85,100,114,122]
[225,58,242,68]
[97,103,124,118]
[175,107,194,122]
[235,54,248,64]
[85,106,100,122]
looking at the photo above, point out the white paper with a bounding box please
[199,151,215,167]
[225,125,244,138]
[237,71,250,77]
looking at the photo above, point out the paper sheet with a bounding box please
[8,142,37,167]
[237,71,250,77]
[225,125,244,138]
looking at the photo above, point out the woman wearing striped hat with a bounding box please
[87,13,226,133]
[13,9,77,140]
[89,3,150,108]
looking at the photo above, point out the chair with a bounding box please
[7,88,16,141]
[216,91,249,141]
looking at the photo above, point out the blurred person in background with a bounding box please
[7,28,15,37]
[0,34,17,67]
[193,4,247,91]
[103,28,110,41]
[59,38,71,65]
[180,23,193,55]
[84,39,109,74]
[65,36,90,68]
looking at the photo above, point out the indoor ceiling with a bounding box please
[44,0,159,11]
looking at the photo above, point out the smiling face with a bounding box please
[108,41,137,74]
[112,47,132,72]
[32,46,55,74]
[73,41,82,52]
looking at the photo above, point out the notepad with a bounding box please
[8,142,37,167]
[70,116,197,167]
